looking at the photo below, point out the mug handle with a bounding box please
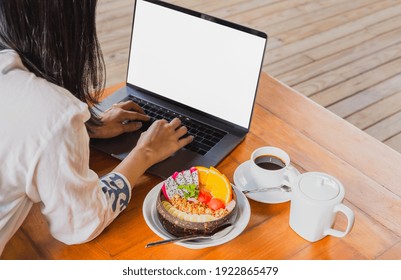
[282,165,296,186]
[324,203,355,238]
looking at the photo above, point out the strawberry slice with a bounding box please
[198,190,212,204]
[207,198,225,210]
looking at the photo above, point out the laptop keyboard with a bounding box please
[128,95,227,155]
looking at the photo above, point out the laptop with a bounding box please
[91,0,267,178]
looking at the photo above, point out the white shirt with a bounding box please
[0,50,131,255]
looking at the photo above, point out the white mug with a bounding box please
[250,146,292,189]
[289,172,355,242]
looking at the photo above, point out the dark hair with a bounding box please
[0,0,105,123]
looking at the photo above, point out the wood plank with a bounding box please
[377,241,401,259]
[210,0,285,20]
[222,0,310,26]
[184,0,248,14]
[385,133,401,152]
[263,37,284,51]
[326,74,401,118]
[346,91,401,129]
[99,35,130,53]
[97,0,133,14]
[97,4,132,17]
[311,60,401,108]
[365,111,401,141]
[168,0,205,8]
[275,0,387,44]
[264,54,314,77]
[103,64,127,82]
[265,2,401,65]
[96,0,132,88]
[256,0,357,35]
[200,210,311,260]
[304,12,401,60]
[290,239,366,260]
[246,0,347,31]
[97,16,132,34]
[277,27,401,85]
[100,39,130,58]
[294,43,401,96]
[0,229,43,260]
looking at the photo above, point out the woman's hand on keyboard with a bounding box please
[112,117,194,187]
[134,118,194,166]
[88,100,150,138]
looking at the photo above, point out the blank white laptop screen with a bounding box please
[127,0,266,129]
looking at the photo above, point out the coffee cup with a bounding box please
[250,146,292,189]
[289,172,355,242]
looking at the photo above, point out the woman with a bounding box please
[0,0,193,254]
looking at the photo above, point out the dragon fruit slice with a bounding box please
[190,167,199,186]
[161,183,169,200]
[172,171,186,185]
[162,176,183,200]
[182,169,193,184]
[162,168,201,200]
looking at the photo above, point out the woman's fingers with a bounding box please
[167,117,182,129]
[121,121,143,133]
[108,101,147,119]
[174,125,188,137]
[178,134,194,148]
[169,119,193,148]
[135,118,194,164]
[117,109,150,122]
[115,100,146,114]
[109,101,151,123]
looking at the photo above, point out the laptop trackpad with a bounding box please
[91,132,201,179]
[90,132,140,158]
[147,148,200,178]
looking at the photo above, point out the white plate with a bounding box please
[142,182,251,249]
[233,160,300,204]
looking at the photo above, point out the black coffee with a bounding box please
[254,155,286,170]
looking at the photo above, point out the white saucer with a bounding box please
[142,182,251,250]
[233,160,300,204]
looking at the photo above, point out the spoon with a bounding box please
[242,184,291,194]
[145,223,233,248]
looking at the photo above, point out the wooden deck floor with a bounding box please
[97,0,401,153]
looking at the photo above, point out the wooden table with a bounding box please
[2,73,401,260]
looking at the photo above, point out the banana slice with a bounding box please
[162,201,217,222]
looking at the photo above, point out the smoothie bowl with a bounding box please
[156,166,237,237]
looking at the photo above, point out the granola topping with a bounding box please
[170,194,229,218]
